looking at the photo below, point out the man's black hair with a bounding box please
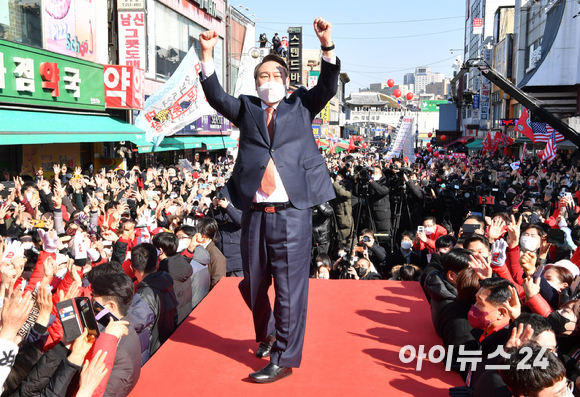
[441,248,471,274]
[465,214,486,228]
[401,230,415,241]
[464,234,491,254]
[131,243,158,275]
[253,54,289,80]
[480,277,514,306]
[152,232,179,257]
[196,218,219,243]
[510,313,554,338]
[86,261,124,283]
[175,225,197,237]
[91,273,134,316]
[499,343,565,396]
[435,235,457,249]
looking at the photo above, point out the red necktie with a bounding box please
[259,107,276,196]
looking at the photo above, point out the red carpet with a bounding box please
[129,278,463,396]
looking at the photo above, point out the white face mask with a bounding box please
[257,81,286,104]
[316,261,323,267]
[401,241,412,250]
[372,174,381,181]
[25,192,33,201]
[178,239,190,252]
[21,242,34,250]
[149,201,158,210]
[317,272,329,280]
[520,236,539,252]
[424,226,435,235]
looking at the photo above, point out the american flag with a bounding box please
[540,128,557,163]
[530,121,565,143]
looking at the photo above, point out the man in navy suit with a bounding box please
[199,18,339,383]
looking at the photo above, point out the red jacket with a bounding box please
[413,224,447,253]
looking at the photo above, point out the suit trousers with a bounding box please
[238,205,312,368]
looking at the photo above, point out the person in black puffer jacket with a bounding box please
[131,243,178,357]
[312,201,334,257]
[152,233,193,327]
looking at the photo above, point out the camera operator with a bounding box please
[353,166,392,239]
[403,171,425,230]
[312,201,334,257]
[346,258,382,280]
[351,229,386,276]
[332,172,354,249]
[209,192,243,277]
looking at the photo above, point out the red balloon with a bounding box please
[434,151,440,158]
[441,135,447,141]
[362,142,368,149]
[427,147,433,153]
[393,89,402,98]
[387,79,395,88]
[428,132,433,138]
[406,92,414,101]
[358,136,363,142]
[426,142,431,148]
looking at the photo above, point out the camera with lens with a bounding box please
[354,165,373,185]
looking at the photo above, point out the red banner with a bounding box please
[104,65,144,109]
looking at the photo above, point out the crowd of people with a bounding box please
[0,144,579,395]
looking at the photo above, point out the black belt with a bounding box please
[250,202,292,213]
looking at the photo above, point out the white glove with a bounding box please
[491,239,508,267]
[2,240,24,262]
[73,231,87,260]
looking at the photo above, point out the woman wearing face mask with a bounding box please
[311,254,332,278]
[524,260,579,314]
[314,264,331,280]
[389,231,421,275]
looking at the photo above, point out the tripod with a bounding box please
[349,183,377,256]
[391,188,412,252]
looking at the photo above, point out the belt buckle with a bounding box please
[265,206,276,213]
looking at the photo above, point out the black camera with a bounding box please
[363,236,371,242]
[354,165,373,185]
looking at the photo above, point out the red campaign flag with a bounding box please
[514,108,536,142]
[348,136,356,152]
[491,131,502,153]
[481,131,493,156]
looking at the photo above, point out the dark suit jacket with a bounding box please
[201,58,341,211]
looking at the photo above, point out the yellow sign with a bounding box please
[320,103,330,124]
[22,144,80,177]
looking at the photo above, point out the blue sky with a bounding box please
[233,0,466,95]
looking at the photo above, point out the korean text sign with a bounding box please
[104,65,144,109]
[0,40,105,111]
[118,11,146,70]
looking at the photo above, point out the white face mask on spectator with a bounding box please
[178,239,190,252]
[520,236,539,252]
[424,226,435,235]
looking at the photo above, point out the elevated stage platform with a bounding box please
[129,278,462,396]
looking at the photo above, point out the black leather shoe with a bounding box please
[255,330,276,358]
[249,362,293,383]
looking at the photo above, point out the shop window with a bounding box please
[154,2,211,80]
[0,1,42,48]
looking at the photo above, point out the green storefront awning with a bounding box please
[0,109,146,144]
[465,139,483,149]
[515,137,533,144]
[202,136,237,150]
[133,135,238,153]
[132,136,204,153]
